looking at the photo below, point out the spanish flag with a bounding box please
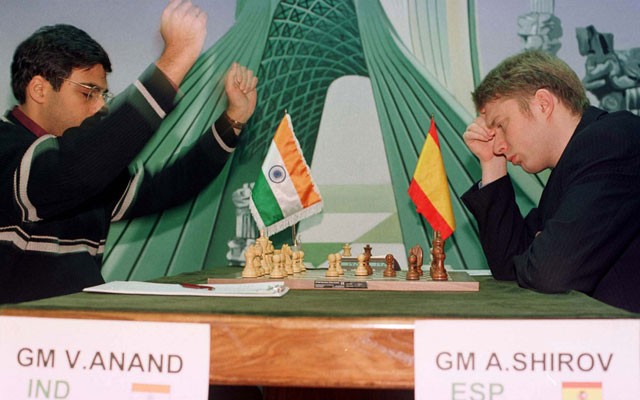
[250,113,323,236]
[561,382,602,399]
[407,117,456,240]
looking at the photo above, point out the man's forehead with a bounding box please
[483,97,519,128]
[69,65,108,87]
[481,100,501,128]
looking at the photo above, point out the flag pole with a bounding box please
[292,224,298,249]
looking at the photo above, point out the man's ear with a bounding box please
[534,88,555,117]
[25,76,49,105]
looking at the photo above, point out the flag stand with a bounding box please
[291,224,299,251]
[430,230,448,281]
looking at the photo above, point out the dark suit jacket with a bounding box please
[462,106,640,313]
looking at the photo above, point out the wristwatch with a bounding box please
[224,112,246,130]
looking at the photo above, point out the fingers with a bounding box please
[157,0,208,84]
[224,62,259,125]
[161,0,208,43]
[463,116,494,143]
[174,0,207,26]
[232,63,258,94]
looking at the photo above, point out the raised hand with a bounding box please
[463,115,496,163]
[463,115,507,185]
[156,0,208,86]
[224,62,258,126]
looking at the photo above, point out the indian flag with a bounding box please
[562,382,602,399]
[407,116,456,240]
[250,113,323,236]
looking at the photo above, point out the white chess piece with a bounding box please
[299,250,306,271]
[335,253,344,275]
[325,253,339,277]
[355,254,368,276]
[242,246,258,278]
[270,254,285,279]
[292,251,303,273]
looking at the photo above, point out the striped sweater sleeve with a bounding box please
[14,64,179,222]
[110,113,240,221]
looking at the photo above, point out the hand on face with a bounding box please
[463,115,498,163]
[463,114,507,184]
[224,62,258,124]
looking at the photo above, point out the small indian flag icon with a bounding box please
[562,382,602,400]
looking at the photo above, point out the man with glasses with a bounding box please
[0,0,258,303]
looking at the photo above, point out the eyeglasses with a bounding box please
[63,78,114,104]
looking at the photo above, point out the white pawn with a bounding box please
[325,253,339,277]
[355,254,368,276]
[335,253,344,275]
[292,251,303,273]
[299,250,306,271]
[270,254,285,279]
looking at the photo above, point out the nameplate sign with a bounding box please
[0,316,210,399]
[415,319,639,399]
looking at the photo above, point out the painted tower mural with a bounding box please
[0,0,637,280]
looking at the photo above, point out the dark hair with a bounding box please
[11,24,112,103]
[472,50,589,116]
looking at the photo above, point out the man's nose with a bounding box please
[492,132,507,155]
[91,99,108,115]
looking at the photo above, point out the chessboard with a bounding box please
[207,266,479,292]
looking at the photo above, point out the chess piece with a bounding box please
[282,244,294,275]
[335,253,344,275]
[262,238,274,275]
[261,256,271,275]
[253,243,264,276]
[354,254,369,276]
[363,244,373,275]
[242,246,258,278]
[342,243,352,257]
[410,244,424,276]
[383,254,396,277]
[325,253,339,277]
[292,251,303,273]
[430,231,448,281]
[406,254,420,280]
[284,254,294,275]
[270,254,285,278]
[256,230,269,254]
[299,250,306,271]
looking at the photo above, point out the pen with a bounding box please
[180,283,214,291]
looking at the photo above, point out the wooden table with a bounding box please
[0,308,413,389]
[1,268,635,391]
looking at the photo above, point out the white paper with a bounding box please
[414,319,640,399]
[83,281,289,297]
[0,316,210,400]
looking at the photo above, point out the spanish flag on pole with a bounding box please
[407,116,456,240]
[250,113,323,236]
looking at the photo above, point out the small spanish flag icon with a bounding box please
[562,382,602,400]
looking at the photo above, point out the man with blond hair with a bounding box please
[462,50,640,312]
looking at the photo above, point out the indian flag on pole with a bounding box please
[407,116,456,240]
[250,113,323,236]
